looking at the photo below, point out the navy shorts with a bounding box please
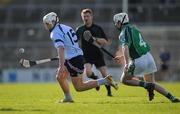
[64,55,84,77]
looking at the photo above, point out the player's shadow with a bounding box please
[75,100,169,104]
[0,107,47,112]
[0,108,22,112]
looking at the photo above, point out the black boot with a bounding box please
[166,93,180,103]
[145,83,155,101]
[171,98,180,103]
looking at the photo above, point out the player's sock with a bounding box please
[139,80,147,88]
[64,93,72,100]
[139,81,156,90]
[105,85,112,96]
[97,78,108,86]
[88,72,98,80]
[139,81,155,101]
[166,93,176,101]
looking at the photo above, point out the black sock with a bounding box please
[166,93,175,101]
[139,80,146,88]
[105,85,111,94]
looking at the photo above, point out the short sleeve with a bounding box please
[75,26,84,41]
[50,32,64,48]
[99,27,108,40]
[75,27,81,39]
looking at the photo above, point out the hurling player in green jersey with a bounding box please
[113,12,179,103]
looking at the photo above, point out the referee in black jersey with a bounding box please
[76,8,112,96]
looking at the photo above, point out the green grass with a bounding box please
[0,82,180,114]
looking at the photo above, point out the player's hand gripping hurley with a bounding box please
[83,30,115,58]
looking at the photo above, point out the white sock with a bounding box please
[97,78,108,86]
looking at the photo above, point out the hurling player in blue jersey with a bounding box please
[42,12,118,103]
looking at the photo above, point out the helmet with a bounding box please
[113,13,129,24]
[43,12,59,26]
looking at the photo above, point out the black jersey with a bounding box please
[76,24,108,58]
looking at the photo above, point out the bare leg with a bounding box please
[56,69,72,101]
[143,74,155,83]
[144,74,168,95]
[71,74,98,91]
[144,74,180,102]
[84,63,100,91]
[121,72,140,86]
[120,72,156,101]
[84,63,93,76]
[98,66,108,78]
[71,73,117,92]
[98,66,112,96]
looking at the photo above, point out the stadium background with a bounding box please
[0,0,180,82]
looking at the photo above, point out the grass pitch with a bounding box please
[0,82,180,114]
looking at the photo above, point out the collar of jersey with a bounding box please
[84,23,94,28]
[119,23,130,31]
[49,23,59,32]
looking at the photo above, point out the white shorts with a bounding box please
[128,52,157,77]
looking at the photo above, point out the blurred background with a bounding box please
[0,0,180,83]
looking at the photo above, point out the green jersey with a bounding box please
[119,23,150,60]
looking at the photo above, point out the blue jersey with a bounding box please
[50,24,83,60]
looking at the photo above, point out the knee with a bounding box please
[86,70,92,76]
[120,74,129,85]
[56,74,65,81]
[144,74,155,83]
[121,77,127,84]
[85,66,92,76]
[74,85,83,92]
[73,81,85,92]
[56,75,60,81]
